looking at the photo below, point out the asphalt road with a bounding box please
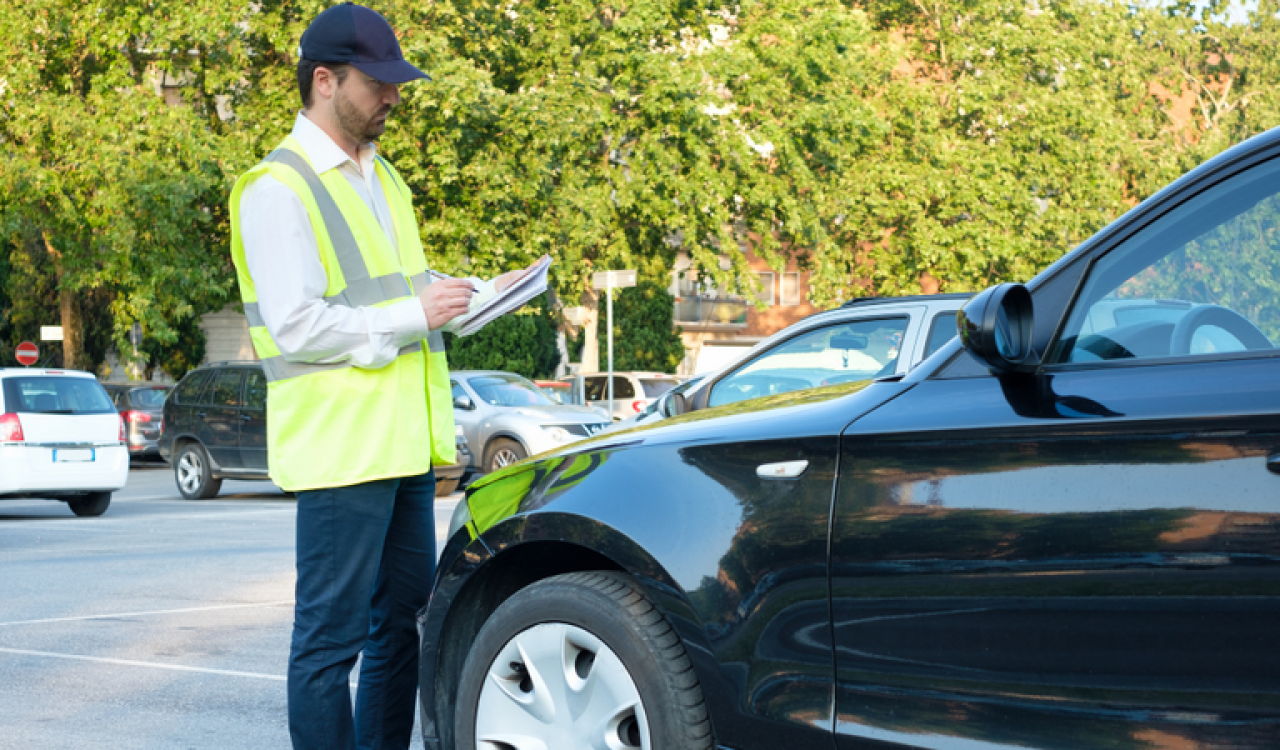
[0,461,460,750]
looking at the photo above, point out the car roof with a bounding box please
[836,292,972,309]
[0,368,96,379]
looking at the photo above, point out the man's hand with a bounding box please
[494,255,550,292]
[419,277,476,329]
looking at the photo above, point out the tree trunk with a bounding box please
[60,284,85,370]
[43,232,86,371]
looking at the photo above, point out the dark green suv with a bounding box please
[160,361,468,499]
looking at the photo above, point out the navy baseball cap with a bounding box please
[299,3,430,84]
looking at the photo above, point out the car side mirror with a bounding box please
[830,333,868,350]
[453,395,475,410]
[958,283,1038,373]
[667,392,688,417]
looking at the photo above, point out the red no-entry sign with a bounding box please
[15,341,39,366]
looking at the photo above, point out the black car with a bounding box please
[160,361,469,499]
[417,127,1280,749]
[102,382,172,459]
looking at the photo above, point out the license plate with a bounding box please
[53,449,95,462]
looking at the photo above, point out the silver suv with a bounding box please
[621,294,970,428]
[452,370,611,475]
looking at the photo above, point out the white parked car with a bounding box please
[0,368,128,516]
[579,370,683,421]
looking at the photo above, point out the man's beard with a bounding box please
[336,93,390,144]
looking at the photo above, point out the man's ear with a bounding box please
[313,66,339,102]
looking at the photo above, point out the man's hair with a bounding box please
[297,58,352,108]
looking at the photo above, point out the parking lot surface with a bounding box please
[0,462,458,749]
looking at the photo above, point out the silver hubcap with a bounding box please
[475,623,650,750]
[492,449,521,468]
[176,450,204,494]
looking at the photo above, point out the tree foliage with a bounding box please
[444,291,562,378]
[4,0,1280,373]
[583,281,686,373]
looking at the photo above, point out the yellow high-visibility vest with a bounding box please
[228,136,456,491]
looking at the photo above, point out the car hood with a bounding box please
[489,404,606,423]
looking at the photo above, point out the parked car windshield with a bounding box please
[468,374,556,407]
[639,379,678,398]
[3,376,115,415]
[127,387,170,408]
[708,316,909,407]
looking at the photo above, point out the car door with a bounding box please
[199,367,244,468]
[452,379,482,468]
[830,154,1280,748]
[239,367,268,471]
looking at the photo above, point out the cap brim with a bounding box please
[352,59,431,84]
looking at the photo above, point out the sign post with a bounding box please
[591,270,637,417]
[15,341,39,367]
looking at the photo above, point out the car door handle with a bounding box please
[241,414,252,422]
[197,412,206,418]
[757,460,809,479]
[1267,453,1280,475]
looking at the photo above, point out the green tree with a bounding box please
[444,292,561,379]
[594,281,686,373]
[0,0,301,374]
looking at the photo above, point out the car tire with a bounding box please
[174,443,222,500]
[67,491,111,517]
[483,438,526,473]
[435,476,460,497]
[455,571,714,750]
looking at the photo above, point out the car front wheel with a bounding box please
[483,438,526,473]
[67,491,111,517]
[175,443,222,500]
[455,571,714,750]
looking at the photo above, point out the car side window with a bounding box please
[174,371,211,405]
[209,369,245,408]
[451,381,466,401]
[243,370,267,411]
[583,377,605,402]
[708,316,909,408]
[1054,157,1280,364]
[611,377,635,399]
[923,312,959,360]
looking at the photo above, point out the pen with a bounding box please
[429,269,478,293]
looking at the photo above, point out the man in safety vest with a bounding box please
[229,5,542,748]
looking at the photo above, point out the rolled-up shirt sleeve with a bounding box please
[241,176,432,370]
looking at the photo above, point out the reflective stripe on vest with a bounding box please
[243,149,443,382]
[263,149,412,309]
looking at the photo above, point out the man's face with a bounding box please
[333,68,401,144]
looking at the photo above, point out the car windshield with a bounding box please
[3,376,115,415]
[129,387,170,408]
[640,379,678,398]
[469,374,556,407]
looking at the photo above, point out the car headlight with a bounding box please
[542,425,573,443]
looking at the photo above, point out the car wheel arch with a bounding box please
[427,525,716,750]
[482,430,528,456]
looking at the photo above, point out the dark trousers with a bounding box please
[288,471,436,750]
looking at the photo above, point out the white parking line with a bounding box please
[0,600,294,627]
[0,647,286,681]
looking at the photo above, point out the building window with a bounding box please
[756,272,775,306]
[781,272,802,306]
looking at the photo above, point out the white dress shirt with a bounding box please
[240,112,495,369]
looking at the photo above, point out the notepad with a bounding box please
[437,256,553,337]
